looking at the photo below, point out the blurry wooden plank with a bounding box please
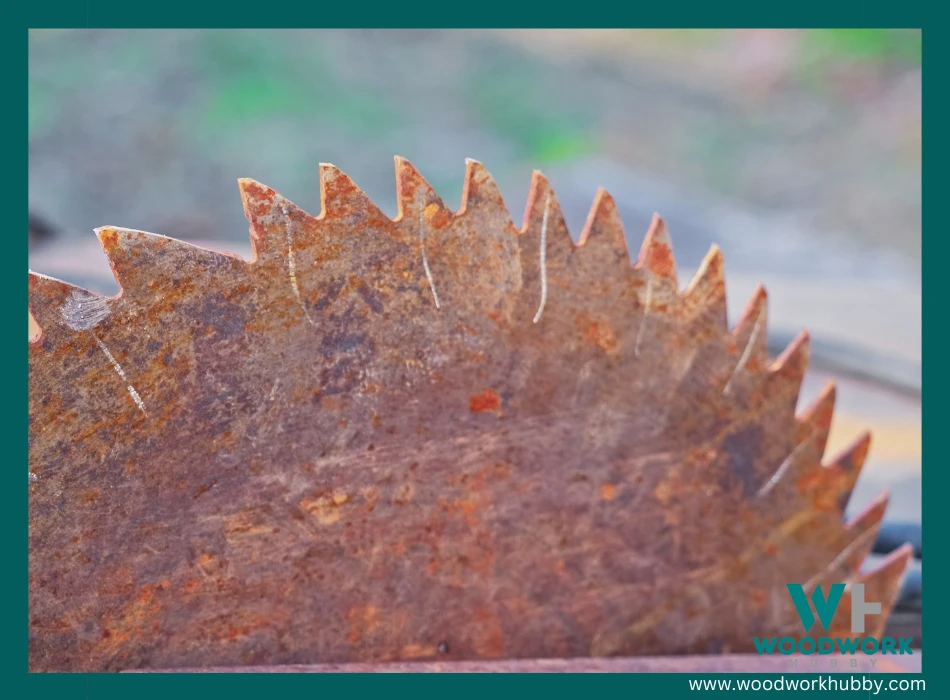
[130,653,920,673]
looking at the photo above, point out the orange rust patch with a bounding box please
[601,483,617,501]
[581,317,619,355]
[401,643,438,659]
[425,203,450,229]
[301,491,350,525]
[469,389,502,414]
[796,468,847,511]
[458,499,478,527]
[196,553,217,575]
[95,582,163,656]
[347,605,381,645]
[653,474,679,506]
[647,240,675,277]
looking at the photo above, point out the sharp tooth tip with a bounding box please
[646,214,671,243]
[893,543,914,560]
[530,171,552,190]
[394,155,415,171]
[869,544,914,574]
[95,226,120,244]
[845,493,889,529]
[593,188,618,212]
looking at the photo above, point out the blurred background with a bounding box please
[28,28,922,636]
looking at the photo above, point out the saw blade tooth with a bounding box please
[319,163,391,228]
[824,430,872,515]
[96,226,242,294]
[634,214,680,305]
[835,492,889,577]
[28,270,106,339]
[797,381,836,458]
[731,284,769,373]
[682,244,727,328]
[788,430,871,516]
[458,159,516,230]
[520,170,574,255]
[846,490,889,531]
[515,170,573,323]
[95,226,173,292]
[576,188,631,264]
[765,330,810,409]
[394,156,446,217]
[238,178,305,262]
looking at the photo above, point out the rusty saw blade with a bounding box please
[28,158,911,672]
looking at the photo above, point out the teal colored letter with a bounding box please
[786,583,846,632]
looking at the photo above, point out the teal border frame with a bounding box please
[10,8,934,698]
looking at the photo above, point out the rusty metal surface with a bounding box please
[28,158,910,672]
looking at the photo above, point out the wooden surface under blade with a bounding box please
[129,653,922,673]
[28,158,909,672]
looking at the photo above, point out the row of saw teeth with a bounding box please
[27,157,912,601]
[238,157,766,336]
[33,157,769,353]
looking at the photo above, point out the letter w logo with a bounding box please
[786,583,845,632]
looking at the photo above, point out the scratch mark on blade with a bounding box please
[60,289,111,331]
[634,278,652,358]
[93,333,147,415]
[724,307,764,396]
[532,194,551,324]
[282,204,317,328]
[756,434,812,498]
[420,213,441,310]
